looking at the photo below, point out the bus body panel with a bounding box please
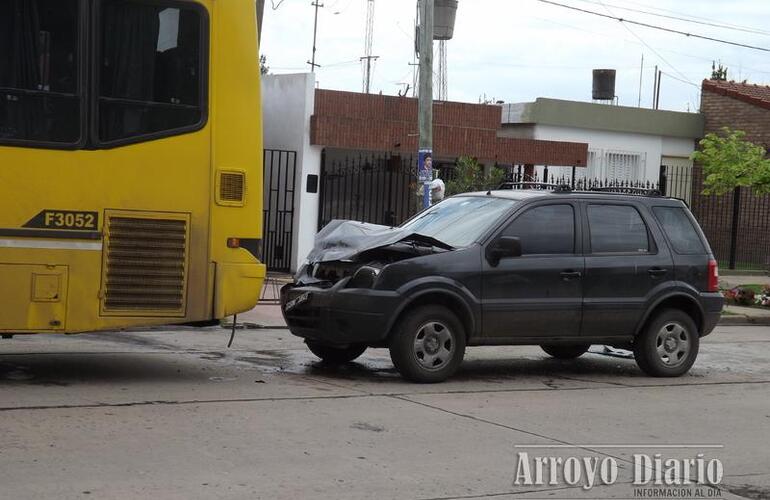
[0,0,265,334]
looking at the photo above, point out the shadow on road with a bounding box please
[0,353,207,387]
[301,351,655,384]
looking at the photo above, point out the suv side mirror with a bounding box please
[486,236,522,266]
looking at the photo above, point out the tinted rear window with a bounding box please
[653,207,706,255]
[587,204,650,254]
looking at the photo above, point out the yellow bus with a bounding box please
[0,0,266,335]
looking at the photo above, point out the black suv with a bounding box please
[281,188,723,383]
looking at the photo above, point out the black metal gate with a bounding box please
[263,149,297,273]
[318,151,419,230]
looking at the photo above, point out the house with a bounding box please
[261,73,589,273]
[692,79,770,269]
[701,79,770,149]
[499,98,704,191]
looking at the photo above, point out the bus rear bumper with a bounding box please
[214,262,267,318]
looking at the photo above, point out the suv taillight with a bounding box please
[707,259,719,292]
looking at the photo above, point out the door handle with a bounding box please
[560,270,582,280]
[647,268,668,277]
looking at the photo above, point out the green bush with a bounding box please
[445,157,506,196]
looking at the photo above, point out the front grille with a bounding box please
[219,171,245,203]
[103,216,188,313]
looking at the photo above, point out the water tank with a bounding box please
[592,69,616,100]
[434,0,458,40]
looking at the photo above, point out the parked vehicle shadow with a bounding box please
[303,349,653,384]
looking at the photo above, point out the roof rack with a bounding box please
[498,182,573,192]
[497,181,664,197]
[586,186,663,196]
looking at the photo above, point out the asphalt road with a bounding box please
[0,325,768,500]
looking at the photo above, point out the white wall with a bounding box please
[262,73,322,272]
[529,125,695,184]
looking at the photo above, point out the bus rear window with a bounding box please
[0,0,81,145]
[98,0,205,145]
[653,206,707,255]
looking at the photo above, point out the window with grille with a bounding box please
[605,151,643,181]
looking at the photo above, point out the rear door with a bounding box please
[651,205,711,290]
[581,201,674,337]
[481,202,584,339]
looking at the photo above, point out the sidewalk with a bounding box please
[721,304,770,325]
[720,273,770,289]
[233,303,288,329]
[227,273,291,329]
[719,273,770,325]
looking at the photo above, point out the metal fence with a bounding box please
[318,151,419,230]
[263,149,297,273]
[315,154,769,270]
[690,166,770,271]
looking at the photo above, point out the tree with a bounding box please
[445,157,506,196]
[260,54,270,75]
[690,128,770,195]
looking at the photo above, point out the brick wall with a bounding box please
[692,85,770,268]
[311,89,588,167]
[700,89,770,147]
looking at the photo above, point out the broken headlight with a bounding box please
[347,265,381,289]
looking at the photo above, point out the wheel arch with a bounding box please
[636,293,705,338]
[385,289,476,343]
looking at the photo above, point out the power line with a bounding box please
[536,0,770,53]
[524,14,770,78]
[615,0,770,35]
[659,70,700,89]
[572,0,770,37]
[595,0,695,89]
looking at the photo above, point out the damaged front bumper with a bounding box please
[280,280,402,346]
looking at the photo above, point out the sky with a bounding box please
[260,0,770,112]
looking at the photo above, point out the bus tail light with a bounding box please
[227,238,241,249]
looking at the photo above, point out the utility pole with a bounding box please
[307,1,323,71]
[361,0,378,93]
[418,0,434,210]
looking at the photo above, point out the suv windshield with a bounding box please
[399,196,517,248]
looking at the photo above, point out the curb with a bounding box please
[718,316,770,326]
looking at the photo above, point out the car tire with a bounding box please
[541,344,591,359]
[389,305,466,383]
[306,341,367,364]
[633,309,699,377]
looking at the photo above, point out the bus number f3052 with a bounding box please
[23,210,99,231]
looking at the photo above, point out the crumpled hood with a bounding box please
[306,220,452,263]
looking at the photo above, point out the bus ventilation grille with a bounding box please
[219,172,245,203]
[104,216,188,313]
